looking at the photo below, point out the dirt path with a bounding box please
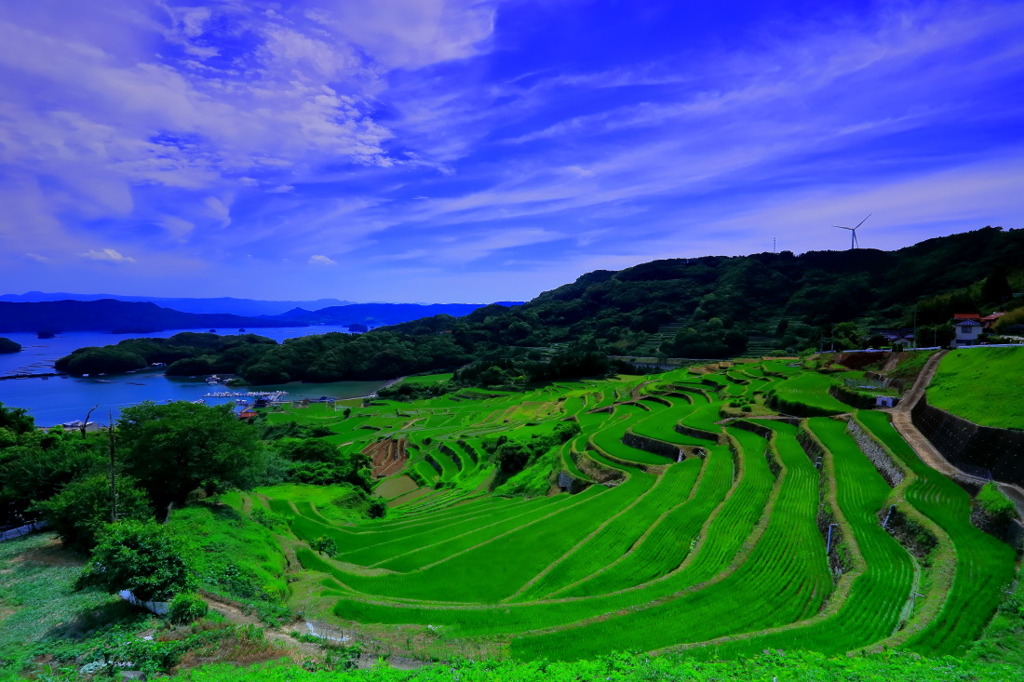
[887,351,1024,513]
[886,351,965,479]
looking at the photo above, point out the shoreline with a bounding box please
[0,371,66,381]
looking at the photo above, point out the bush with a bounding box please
[169,592,209,624]
[78,520,197,602]
[311,536,337,556]
[972,483,1018,536]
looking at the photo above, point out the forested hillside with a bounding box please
[390,226,1024,357]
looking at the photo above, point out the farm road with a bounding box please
[887,350,1024,516]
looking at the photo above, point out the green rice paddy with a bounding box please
[225,360,1018,661]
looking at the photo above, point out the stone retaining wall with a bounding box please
[621,430,683,462]
[846,419,904,487]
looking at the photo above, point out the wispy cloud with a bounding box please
[79,248,137,264]
[1,1,1023,303]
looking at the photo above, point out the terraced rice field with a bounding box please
[230,361,1019,661]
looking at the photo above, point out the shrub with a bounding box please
[311,536,337,556]
[972,483,1017,536]
[77,520,197,602]
[169,593,209,624]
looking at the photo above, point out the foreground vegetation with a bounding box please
[1,347,1022,679]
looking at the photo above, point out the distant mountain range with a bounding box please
[273,303,522,327]
[0,292,354,317]
[0,298,521,335]
[0,300,292,334]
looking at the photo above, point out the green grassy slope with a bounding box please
[927,347,1024,428]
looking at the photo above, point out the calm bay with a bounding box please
[0,327,388,426]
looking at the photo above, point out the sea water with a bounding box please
[0,327,387,426]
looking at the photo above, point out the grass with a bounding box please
[166,503,291,609]
[928,347,1024,428]
[0,532,152,670]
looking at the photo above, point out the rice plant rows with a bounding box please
[248,361,1018,662]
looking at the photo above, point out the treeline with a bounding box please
[0,401,383,551]
[0,398,387,634]
[55,331,472,383]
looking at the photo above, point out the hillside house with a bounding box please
[951,318,982,347]
[980,312,1005,329]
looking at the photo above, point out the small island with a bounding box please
[0,336,22,354]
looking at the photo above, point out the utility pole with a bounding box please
[912,306,917,350]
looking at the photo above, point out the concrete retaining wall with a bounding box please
[912,395,1024,486]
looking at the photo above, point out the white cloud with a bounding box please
[322,0,497,69]
[204,196,232,227]
[24,252,51,263]
[159,215,195,241]
[79,248,136,263]
[309,254,337,265]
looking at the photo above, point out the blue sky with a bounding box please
[1,0,1023,303]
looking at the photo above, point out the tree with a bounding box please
[980,266,1013,305]
[117,402,272,512]
[78,520,196,602]
[0,433,106,517]
[32,473,152,552]
[0,402,34,436]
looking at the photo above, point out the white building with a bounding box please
[951,318,982,347]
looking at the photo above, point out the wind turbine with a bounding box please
[833,214,870,250]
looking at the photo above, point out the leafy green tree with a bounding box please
[311,536,337,556]
[493,440,532,476]
[279,438,371,490]
[0,433,106,516]
[117,402,272,512]
[279,438,338,462]
[32,473,152,552]
[0,402,34,436]
[78,520,197,602]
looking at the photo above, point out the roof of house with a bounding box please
[954,319,982,327]
[953,313,982,320]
